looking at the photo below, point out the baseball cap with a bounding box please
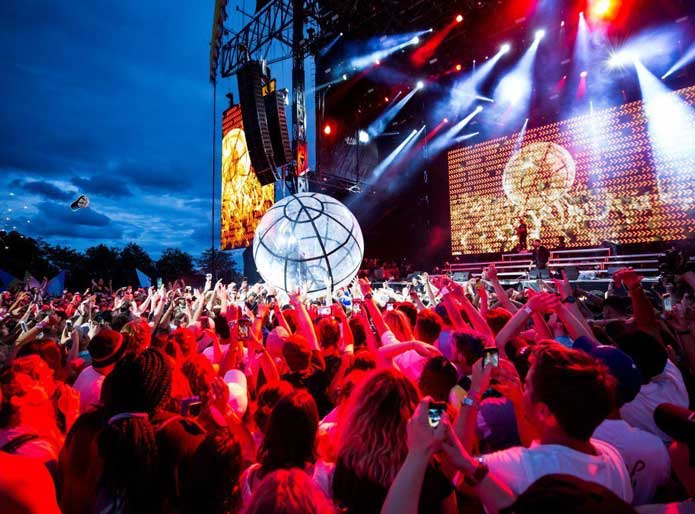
[223,369,248,417]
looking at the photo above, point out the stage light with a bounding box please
[323,124,332,135]
[428,28,434,33]
[560,20,565,27]
[456,14,464,23]
[589,0,618,21]
[384,96,389,102]
[416,80,425,89]
[342,74,348,80]
[358,130,370,143]
[580,70,588,78]
[500,43,511,54]
[455,64,462,71]
[411,36,420,45]
[475,105,484,113]
[535,29,546,41]
[368,88,419,136]
[608,50,636,69]
[374,59,381,65]
[443,118,449,123]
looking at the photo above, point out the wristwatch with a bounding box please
[462,396,478,408]
[561,296,576,304]
[463,457,490,487]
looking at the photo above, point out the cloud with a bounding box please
[71,174,133,198]
[14,180,75,201]
[36,201,112,227]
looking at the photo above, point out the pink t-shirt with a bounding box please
[72,365,105,413]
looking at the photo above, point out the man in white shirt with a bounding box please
[617,331,689,441]
[576,341,671,504]
[72,329,125,413]
[479,344,633,503]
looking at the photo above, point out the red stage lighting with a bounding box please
[589,0,620,21]
[323,123,332,136]
[455,64,462,71]
[455,14,464,23]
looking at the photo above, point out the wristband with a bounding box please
[463,458,489,487]
[364,293,373,300]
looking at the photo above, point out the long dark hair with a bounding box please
[257,389,319,479]
[97,348,172,514]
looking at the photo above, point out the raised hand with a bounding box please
[527,291,561,314]
[407,398,446,457]
[551,270,573,300]
[614,267,643,290]
[358,278,373,297]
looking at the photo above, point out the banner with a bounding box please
[136,268,152,288]
[45,271,66,297]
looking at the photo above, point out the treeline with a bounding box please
[0,230,241,290]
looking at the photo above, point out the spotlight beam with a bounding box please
[367,87,419,136]
[370,127,422,182]
[663,43,695,79]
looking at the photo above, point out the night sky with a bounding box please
[0,1,273,259]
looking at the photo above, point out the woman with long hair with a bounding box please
[240,389,326,504]
[333,368,456,514]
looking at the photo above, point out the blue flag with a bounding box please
[0,269,17,291]
[45,271,66,297]
[136,268,151,288]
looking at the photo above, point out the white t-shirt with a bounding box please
[594,419,671,505]
[483,439,633,503]
[620,360,689,442]
[72,365,105,413]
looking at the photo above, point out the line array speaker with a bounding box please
[237,61,278,185]
[264,90,292,167]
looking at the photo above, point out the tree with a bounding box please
[157,248,194,283]
[84,244,120,284]
[42,243,89,290]
[119,243,156,287]
[0,231,56,283]
[197,249,241,284]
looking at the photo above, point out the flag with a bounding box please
[136,268,151,288]
[0,269,17,291]
[45,271,66,297]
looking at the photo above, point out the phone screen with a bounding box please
[483,348,499,368]
[663,294,672,312]
[386,303,395,311]
[353,303,361,313]
[428,401,447,428]
[238,323,249,339]
[319,306,332,316]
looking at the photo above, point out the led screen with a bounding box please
[220,104,275,250]
[448,85,695,255]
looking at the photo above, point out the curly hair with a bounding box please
[120,319,152,356]
[335,368,419,489]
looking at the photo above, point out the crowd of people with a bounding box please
[1,262,695,514]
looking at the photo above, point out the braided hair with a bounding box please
[98,348,172,514]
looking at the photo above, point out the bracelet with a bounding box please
[364,293,373,300]
[463,458,490,487]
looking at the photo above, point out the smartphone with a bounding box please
[178,298,186,308]
[205,273,212,281]
[663,293,672,312]
[19,321,28,333]
[353,303,361,313]
[66,320,73,331]
[238,319,250,339]
[483,347,499,368]
[157,278,163,288]
[181,396,203,417]
[319,306,331,316]
[428,401,447,428]
[386,303,395,311]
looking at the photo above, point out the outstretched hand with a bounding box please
[407,398,446,457]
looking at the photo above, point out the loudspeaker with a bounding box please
[264,90,292,167]
[237,61,278,185]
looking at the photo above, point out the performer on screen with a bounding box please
[515,217,528,249]
[531,238,550,270]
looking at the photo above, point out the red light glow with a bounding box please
[455,64,462,71]
[323,124,332,135]
[455,14,464,23]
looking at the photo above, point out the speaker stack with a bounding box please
[237,61,279,185]
[264,90,292,167]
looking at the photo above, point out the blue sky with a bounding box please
[0,0,305,260]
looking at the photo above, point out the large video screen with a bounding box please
[448,85,695,255]
[220,105,275,250]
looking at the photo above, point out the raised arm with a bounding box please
[288,290,320,351]
[485,264,518,313]
[495,293,560,356]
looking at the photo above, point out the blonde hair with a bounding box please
[336,369,419,488]
[383,309,414,342]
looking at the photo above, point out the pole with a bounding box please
[211,81,217,279]
[292,0,308,193]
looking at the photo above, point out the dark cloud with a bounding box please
[36,201,112,227]
[71,174,133,198]
[15,180,75,201]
